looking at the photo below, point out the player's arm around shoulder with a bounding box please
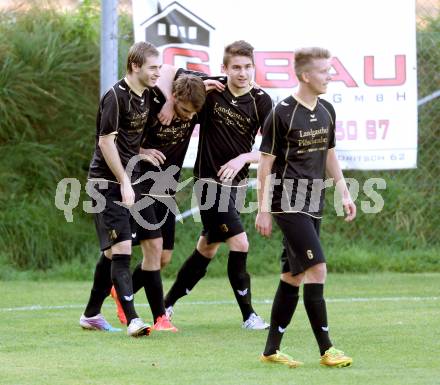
[204,79,225,93]
[157,64,178,97]
[326,148,356,222]
[156,64,179,125]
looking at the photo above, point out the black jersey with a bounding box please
[88,79,161,183]
[260,95,336,217]
[139,87,199,196]
[194,86,273,186]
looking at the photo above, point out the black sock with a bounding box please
[132,263,144,294]
[84,253,112,317]
[263,280,299,356]
[303,283,332,356]
[227,251,254,321]
[132,264,165,320]
[111,254,138,324]
[140,269,165,322]
[164,249,211,307]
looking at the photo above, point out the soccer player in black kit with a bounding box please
[79,42,160,337]
[256,47,356,367]
[163,40,272,330]
[110,74,208,332]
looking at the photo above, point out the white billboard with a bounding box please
[132,0,418,170]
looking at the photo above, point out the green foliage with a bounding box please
[0,142,66,199]
[118,12,134,78]
[417,14,440,94]
[0,7,98,143]
[65,0,101,43]
[0,197,95,269]
[0,3,100,271]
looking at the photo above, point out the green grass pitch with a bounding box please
[1,273,439,385]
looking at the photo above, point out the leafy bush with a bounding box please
[0,2,100,271]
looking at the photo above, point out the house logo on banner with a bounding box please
[140,1,215,74]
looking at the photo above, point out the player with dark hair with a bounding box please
[79,41,160,337]
[256,47,356,367]
[162,40,272,329]
[110,74,210,331]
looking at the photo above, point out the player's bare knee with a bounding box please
[281,272,303,286]
[304,263,327,283]
[111,240,131,255]
[103,249,112,259]
[139,238,163,270]
[140,237,163,257]
[197,236,219,259]
[233,239,249,252]
[198,244,217,259]
[141,254,161,270]
[226,233,249,252]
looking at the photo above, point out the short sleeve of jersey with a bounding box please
[322,99,336,149]
[149,87,167,115]
[255,91,274,129]
[99,88,119,136]
[141,87,166,145]
[259,107,284,157]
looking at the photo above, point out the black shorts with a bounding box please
[273,212,326,276]
[92,182,139,251]
[195,181,245,244]
[131,195,176,250]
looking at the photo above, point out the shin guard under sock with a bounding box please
[84,253,113,317]
[263,280,299,356]
[111,254,137,324]
[303,283,332,355]
[227,251,254,321]
[164,249,211,307]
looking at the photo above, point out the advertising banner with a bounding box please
[132,0,418,170]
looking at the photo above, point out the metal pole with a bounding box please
[100,0,118,96]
